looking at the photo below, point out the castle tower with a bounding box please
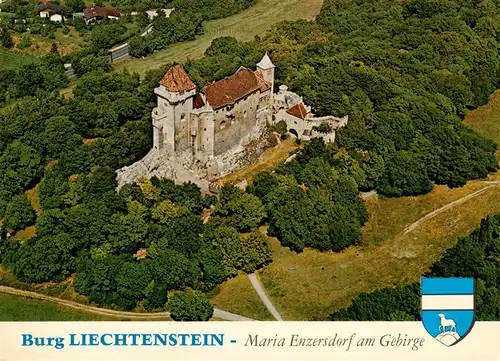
[153,65,197,153]
[256,53,275,98]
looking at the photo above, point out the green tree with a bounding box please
[238,231,272,273]
[144,280,168,311]
[65,0,85,13]
[0,28,13,48]
[13,233,78,283]
[107,200,149,254]
[43,116,83,159]
[215,193,266,232]
[168,291,214,322]
[3,194,36,231]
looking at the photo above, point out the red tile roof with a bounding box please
[159,65,197,93]
[84,6,121,20]
[203,68,270,110]
[255,70,272,92]
[286,103,309,120]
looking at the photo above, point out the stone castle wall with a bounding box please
[116,56,347,193]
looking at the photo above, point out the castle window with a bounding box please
[181,113,187,122]
[220,121,227,130]
[244,111,248,119]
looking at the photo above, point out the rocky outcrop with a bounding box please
[116,149,211,193]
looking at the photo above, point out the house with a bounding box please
[35,1,63,22]
[83,6,121,23]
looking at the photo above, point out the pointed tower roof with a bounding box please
[159,65,197,93]
[257,53,275,70]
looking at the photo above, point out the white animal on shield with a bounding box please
[437,313,457,332]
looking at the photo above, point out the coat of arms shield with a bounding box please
[421,277,475,346]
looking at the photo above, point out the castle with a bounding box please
[116,54,348,192]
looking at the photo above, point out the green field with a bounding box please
[209,274,274,320]
[0,48,35,71]
[114,0,324,76]
[464,89,500,144]
[0,294,115,321]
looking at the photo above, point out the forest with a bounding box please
[329,213,500,321]
[183,0,500,197]
[1,0,500,317]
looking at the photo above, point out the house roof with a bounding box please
[286,103,309,120]
[159,65,197,93]
[203,67,270,109]
[35,2,61,13]
[84,6,121,20]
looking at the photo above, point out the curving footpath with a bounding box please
[248,273,284,321]
[0,285,254,322]
[403,182,500,234]
[2,181,498,322]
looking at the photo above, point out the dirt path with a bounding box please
[403,182,500,234]
[0,286,254,322]
[247,273,284,321]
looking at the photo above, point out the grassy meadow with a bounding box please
[209,273,274,321]
[114,0,324,76]
[0,48,35,71]
[0,293,114,321]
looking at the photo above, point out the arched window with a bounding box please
[220,121,227,130]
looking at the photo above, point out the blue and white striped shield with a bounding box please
[421,277,475,347]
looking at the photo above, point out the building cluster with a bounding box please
[116,54,348,192]
[35,1,121,23]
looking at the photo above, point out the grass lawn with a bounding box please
[464,89,500,144]
[12,28,86,57]
[209,273,274,320]
[0,48,36,71]
[53,27,87,55]
[0,293,116,321]
[26,184,42,214]
[259,182,500,320]
[114,0,324,76]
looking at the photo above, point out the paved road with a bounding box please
[0,285,254,322]
[248,273,284,321]
[213,308,255,321]
[403,182,500,234]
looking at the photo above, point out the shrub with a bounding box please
[168,291,214,321]
[17,35,32,49]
